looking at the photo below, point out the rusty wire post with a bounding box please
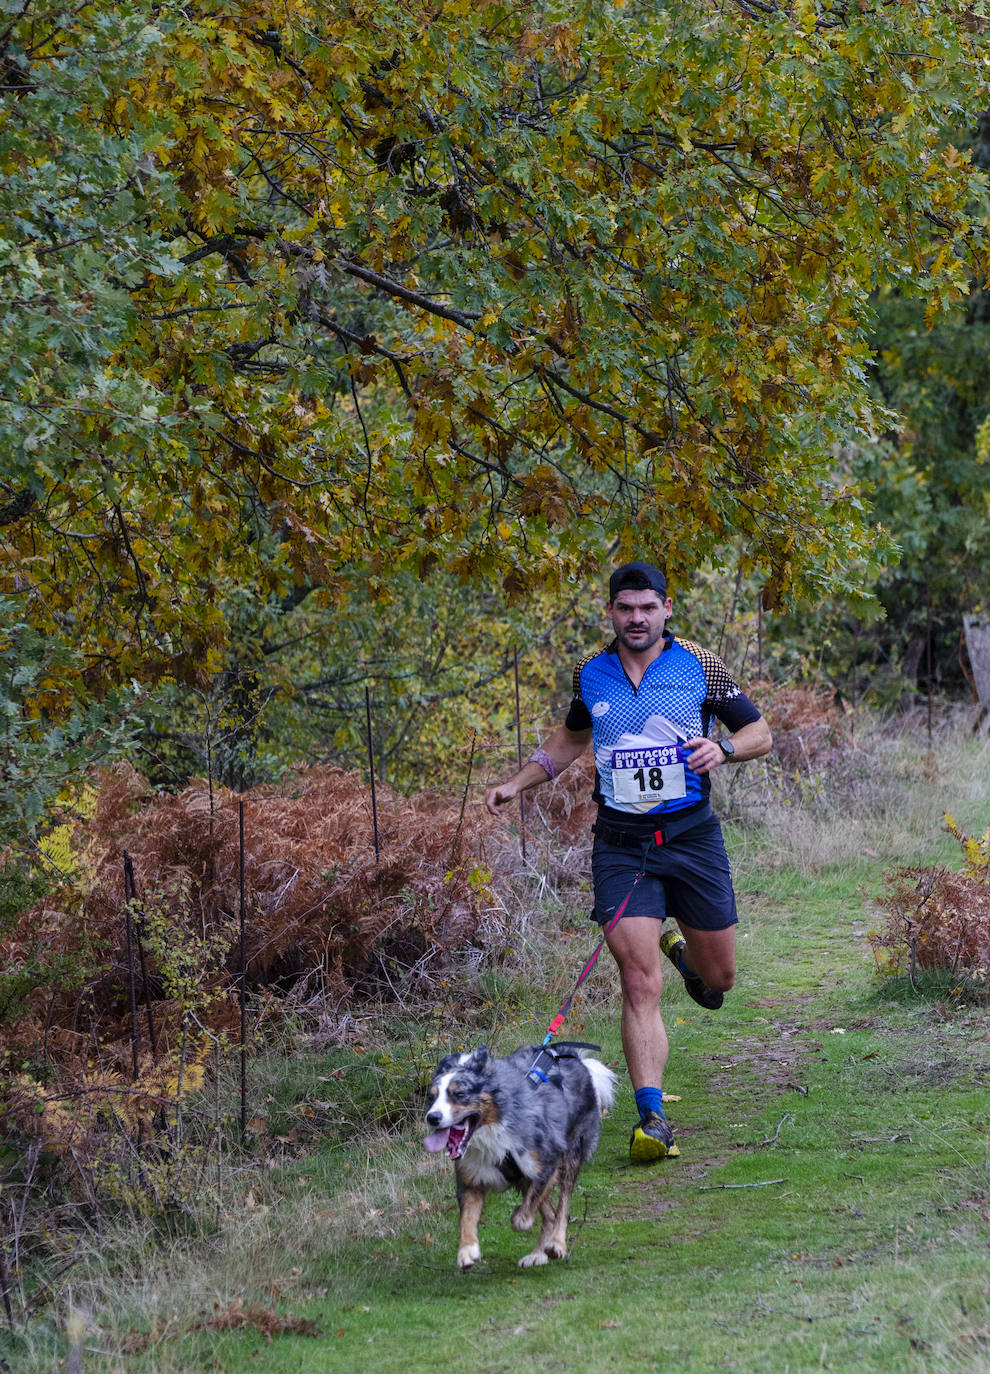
[447,730,478,872]
[365,684,381,862]
[514,647,527,860]
[123,851,140,1080]
[926,568,934,754]
[0,1225,13,1330]
[239,799,247,1139]
[124,851,157,1057]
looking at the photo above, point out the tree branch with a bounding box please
[542,368,666,448]
[336,256,483,329]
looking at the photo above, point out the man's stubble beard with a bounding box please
[614,625,665,655]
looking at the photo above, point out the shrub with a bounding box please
[0,759,507,1318]
[869,817,990,992]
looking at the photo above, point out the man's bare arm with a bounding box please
[485,723,592,815]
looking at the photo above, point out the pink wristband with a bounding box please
[529,748,556,780]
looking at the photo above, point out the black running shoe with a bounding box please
[629,1111,680,1163]
[659,929,724,1010]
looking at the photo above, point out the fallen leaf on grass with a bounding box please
[192,1298,322,1343]
[117,1330,154,1353]
[267,1268,303,1298]
[403,1198,435,1216]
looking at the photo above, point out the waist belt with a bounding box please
[592,801,712,850]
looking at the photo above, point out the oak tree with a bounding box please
[2,0,988,698]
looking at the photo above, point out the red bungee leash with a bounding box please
[525,861,647,1084]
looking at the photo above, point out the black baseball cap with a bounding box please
[608,561,667,600]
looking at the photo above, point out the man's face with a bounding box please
[607,589,673,655]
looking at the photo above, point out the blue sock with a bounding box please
[672,943,696,979]
[634,1086,665,1119]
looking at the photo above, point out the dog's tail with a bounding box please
[581,1055,618,1115]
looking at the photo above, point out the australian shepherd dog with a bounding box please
[423,1044,617,1269]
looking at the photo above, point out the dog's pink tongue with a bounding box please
[423,1128,451,1154]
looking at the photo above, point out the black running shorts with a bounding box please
[591,812,738,932]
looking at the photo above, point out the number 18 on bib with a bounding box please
[610,743,687,805]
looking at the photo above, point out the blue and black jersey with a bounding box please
[565,634,762,820]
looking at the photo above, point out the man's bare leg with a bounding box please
[606,916,680,1160]
[606,915,667,1089]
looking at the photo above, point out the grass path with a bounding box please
[86,858,989,1374]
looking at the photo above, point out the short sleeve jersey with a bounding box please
[565,634,762,817]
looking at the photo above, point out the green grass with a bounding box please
[3,728,989,1372]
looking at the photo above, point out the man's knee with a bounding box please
[681,933,735,991]
[706,965,735,993]
[614,956,663,1007]
[621,967,664,1007]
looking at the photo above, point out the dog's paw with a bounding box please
[543,1241,567,1260]
[457,1243,481,1269]
[510,1205,535,1232]
[518,1249,550,1268]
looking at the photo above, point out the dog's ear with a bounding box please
[435,1053,462,1076]
[463,1046,491,1073]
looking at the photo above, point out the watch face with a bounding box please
[719,739,735,758]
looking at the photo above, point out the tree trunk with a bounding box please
[963,615,990,712]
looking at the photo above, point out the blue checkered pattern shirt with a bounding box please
[565,635,762,816]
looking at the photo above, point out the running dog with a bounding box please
[423,1044,617,1269]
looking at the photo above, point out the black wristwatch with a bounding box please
[718,738,736,761]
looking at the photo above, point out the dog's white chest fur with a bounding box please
[462,1122,538,1188]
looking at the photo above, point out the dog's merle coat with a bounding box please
[424,1044,616,1269]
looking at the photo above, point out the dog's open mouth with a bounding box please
[423,1115,479,1160]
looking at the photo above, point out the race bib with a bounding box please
[610,744,686,805]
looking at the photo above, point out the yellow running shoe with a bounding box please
[629,1111,681,1163]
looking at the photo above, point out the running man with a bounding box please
[485,561,772,1162]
